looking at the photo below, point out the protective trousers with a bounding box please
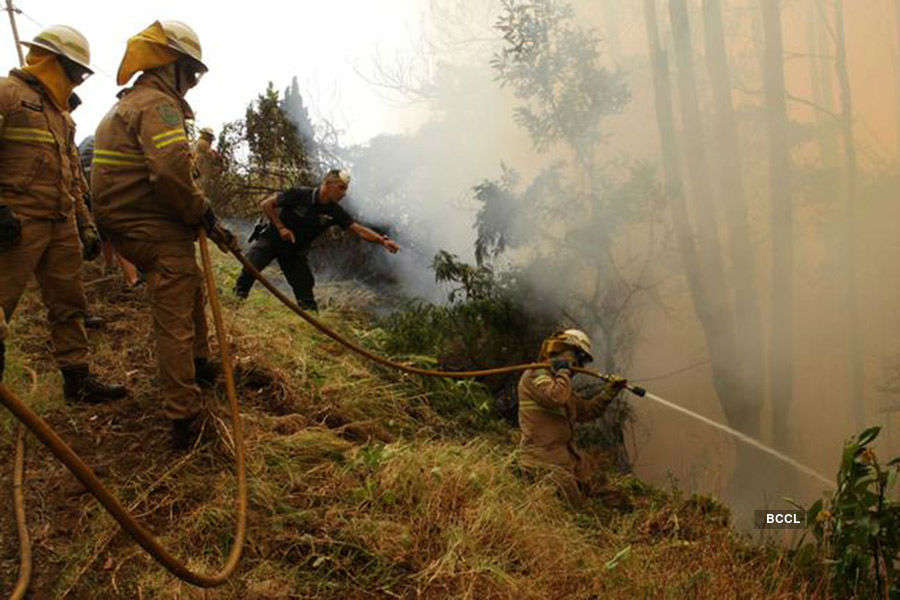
[0,217,90,368]
[111,237,209,420]
[234,230,317,310]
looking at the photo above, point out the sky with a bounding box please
[2,0,429,145]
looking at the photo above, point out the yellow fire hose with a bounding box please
[1,236,642,597]
[1,231,246,594]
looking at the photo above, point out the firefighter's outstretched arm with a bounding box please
[348,222,399,253]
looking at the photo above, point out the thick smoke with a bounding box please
[300,0,900,526]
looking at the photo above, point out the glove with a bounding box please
[0,205,22,252]
[79,224,102,261]
[202,207,238,253]
[551,358,572,373]
[606,374,628,390]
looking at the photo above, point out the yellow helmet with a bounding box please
[540,329,594,363]
[21,25,93,73]
[159,20,207,72]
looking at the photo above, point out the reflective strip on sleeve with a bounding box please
[94,148,145,167]
[151,128,188,148]
[155,134,188,149]
[1,127,55,143]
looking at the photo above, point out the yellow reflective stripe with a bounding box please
[151,127,184,141]
[93,157,145,166]
[2,127,55,143]
[5,127,54,137]
[1,134,55,143]
[533,375,554,386]
[518,397,565,417]
[95,149,144,160]
[155,134,188,149]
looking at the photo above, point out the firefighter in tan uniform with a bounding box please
[91,21,236,449]
[191,126,219,196]
[517,329,627,503]
[0,25,126,402]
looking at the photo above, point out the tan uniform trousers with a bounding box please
[111,237,209,420]
[0,217,89,367]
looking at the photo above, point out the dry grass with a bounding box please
[0,251,831,598]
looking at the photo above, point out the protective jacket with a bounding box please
[0,69,91,224]
[517,368,620,479]
[91,72,206,241]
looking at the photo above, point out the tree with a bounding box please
[760,0,794,450]
[832,0,865,430]
[703,0,765,437]
[480,0,659,372]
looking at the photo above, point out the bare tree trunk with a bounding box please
[808,0,839,167]
[833,0,865,429]
[760,0,794,450]
[667,0,752,428]
[702,0,765,436]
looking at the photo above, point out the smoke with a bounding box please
[287,0,900,526]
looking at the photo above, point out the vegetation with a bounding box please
[799,427,900,599]
[0,254,834,598]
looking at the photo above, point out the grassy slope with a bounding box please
[0,251,828,599]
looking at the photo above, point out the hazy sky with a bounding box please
[2,0,428,144]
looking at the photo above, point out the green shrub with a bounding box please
[804,427,899,599]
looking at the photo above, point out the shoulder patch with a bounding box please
[156,103,181,127]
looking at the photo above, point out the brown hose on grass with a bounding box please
[0,231,247,590]
[229,247,646,396]
[9,425,30,600]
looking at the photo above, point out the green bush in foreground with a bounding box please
[803,427,899,599]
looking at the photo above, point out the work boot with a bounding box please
[194,357,220,388]
[298,299,318,313]
[0,341,5,382]
[171,415,201,451]
[61,365,128,404]
[233,282,249,300]
[84,314,105,329]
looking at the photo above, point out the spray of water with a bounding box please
[642,391,836,490]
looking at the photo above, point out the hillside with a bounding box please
[0,251,827,599]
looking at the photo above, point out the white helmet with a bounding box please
[159,20,207,72]
[21,25,93,73]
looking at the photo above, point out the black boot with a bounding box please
[61,365,128,404]
[194,357,220,388]
[171,415,200,451]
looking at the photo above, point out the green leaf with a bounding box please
[857,426,881,446]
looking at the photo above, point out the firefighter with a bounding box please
[233,169,399,311]
[91,20,236,449]
[0,25,126,402]
[78,134,141,288]
[191,126,219,196]
[517,329,627,503]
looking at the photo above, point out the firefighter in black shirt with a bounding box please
[233,169,399,311]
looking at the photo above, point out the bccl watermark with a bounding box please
[754,510,806,529]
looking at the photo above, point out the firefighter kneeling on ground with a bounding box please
[517,329,627,505]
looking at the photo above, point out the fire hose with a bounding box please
[2,231,246,593]
[2,240,643,597]
[226,247,647,396]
